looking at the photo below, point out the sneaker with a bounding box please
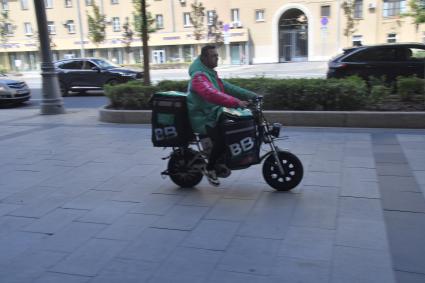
[215,163,231,178]
[203,169,220,187]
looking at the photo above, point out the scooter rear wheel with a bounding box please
[262,150,303,191]
[168,149,203,188]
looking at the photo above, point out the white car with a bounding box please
[0,74,31,105]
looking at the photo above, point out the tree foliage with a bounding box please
[0,10,11,44]
[208,12,223,45]
[133,0,156,40]
[87,2,106,46]
[189,0,205,41]
[403,0,425,28]
[341,1,357,40]
[122,17,134,53]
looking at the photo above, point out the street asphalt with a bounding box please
[0,107,425,282]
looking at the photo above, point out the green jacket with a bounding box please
[186,57,256,134]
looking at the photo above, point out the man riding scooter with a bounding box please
[187,45,257,186]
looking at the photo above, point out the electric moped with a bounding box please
[158,96,303,191]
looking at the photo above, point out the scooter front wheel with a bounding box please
[262,150,303,191]
[168,149,203,188]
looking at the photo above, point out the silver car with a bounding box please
[0,74,31,104]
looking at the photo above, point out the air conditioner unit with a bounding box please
[368,2,376,9]
[236,21,243,28]
[179,0,186,4]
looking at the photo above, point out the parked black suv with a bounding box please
[54,58,143,95]
[327,43,425,81]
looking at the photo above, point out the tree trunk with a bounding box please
[141,0,150,85]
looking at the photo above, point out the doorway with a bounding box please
[278,9,308,62]
[153,50,165,64]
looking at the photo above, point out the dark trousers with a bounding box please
[206,123,226,171]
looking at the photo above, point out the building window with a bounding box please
[155,14,163,29]
[24,22,33,35]
[111,0,119,4]
[321,5,331,17]
[387,32,397,43]
[207,10,216,25]
[5,23,13,35]
[183,12,191,27]
[1,0,8,10]
[67,20,76,33]
[352,35,363,46]
[353,0,363,18]
[255,9,265,22]
[231,8,240,22]
[112,17,120,32]
[47,21,56,34]
[21,0,29,10]
[383,0,406,17]
[65,0,72,7]
[423,32,425,44]
[45,0,53,8]
[85,0,93,6]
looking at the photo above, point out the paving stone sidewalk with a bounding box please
[0,108,424,283]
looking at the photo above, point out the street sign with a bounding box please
[321,17,328,26]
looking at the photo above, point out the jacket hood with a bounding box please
[188,56,216,77]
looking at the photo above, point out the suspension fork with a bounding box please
[262,118,285,175]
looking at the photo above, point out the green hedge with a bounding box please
[104,76,423,110]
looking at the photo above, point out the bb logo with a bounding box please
[154,126,177,140]
[229,137,254,156]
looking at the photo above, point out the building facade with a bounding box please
[0,0,424,71]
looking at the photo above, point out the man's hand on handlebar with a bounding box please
[238,100,250,108]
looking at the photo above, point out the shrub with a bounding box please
[104,82,157,109]
[396,76,424,101]
[156,80,189,92]
[103,77,377,111]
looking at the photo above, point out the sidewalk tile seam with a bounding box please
[383,209,425,215]
[393,268,425,276]
[338,195,381,200]
[41,271,95,278]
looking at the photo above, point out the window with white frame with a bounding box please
[207,10,216,25]
[387,32,397,43]
[47,21,56,34]
[85,0,93,6]
[44,0,53,8]
[255,9,265,22]
[111,0,119,4]
[183,12,191,27]
[5,23,13,35]
[231,8,240,23]
[321,5,331,17]
[383,0,406,17]
[1,0,9,10]
[21,0,29,10]
[353,0,363,18]
[24,22,33,35]
[155,14,163,29]
[112,17,120,31]
[67,20,76,33]
[65,0,72,7]
[352,35,363,46]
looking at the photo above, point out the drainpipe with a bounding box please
[76,0,85,57]
[336,0,341,52]
[170,0,175,32]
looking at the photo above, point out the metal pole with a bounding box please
[33,0,65,114]
[76,0,85,57]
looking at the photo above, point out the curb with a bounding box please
[99,106,425,129]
